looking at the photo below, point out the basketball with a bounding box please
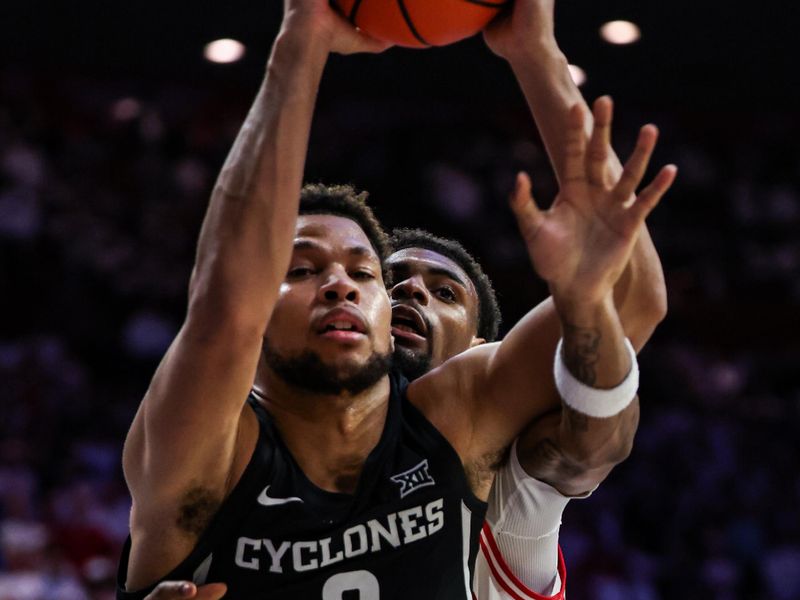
[332,0,510,49]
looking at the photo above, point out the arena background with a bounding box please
[1,1,798,598]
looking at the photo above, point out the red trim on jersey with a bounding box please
[478,522,566,600]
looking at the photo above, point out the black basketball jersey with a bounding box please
[117,371,487,599]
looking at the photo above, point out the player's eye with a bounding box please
[352,270,376,281]
[435,286,456,302]
[287,266,315,278]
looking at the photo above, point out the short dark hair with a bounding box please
[299,183,392,277]
[390,228,501,342]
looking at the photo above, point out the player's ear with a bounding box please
[469,337,486,348]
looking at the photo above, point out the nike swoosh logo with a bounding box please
[257,485,303,507]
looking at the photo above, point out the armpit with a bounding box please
[464,447,509,497]
[176,486,222,537]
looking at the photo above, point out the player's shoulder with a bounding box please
[405,342,501,458]
[408,341,500,405]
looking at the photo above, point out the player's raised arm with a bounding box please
[484,104,675,493]
[485,0,668,350]
[121,0,388,590]
[414,102,675,494]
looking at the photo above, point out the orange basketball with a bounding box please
[332,0,510,49]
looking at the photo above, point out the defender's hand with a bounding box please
[484,0,556,62]
[282,0,391,55]
[510,97,677,308]
[143,582,227,600]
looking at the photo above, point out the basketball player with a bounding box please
[389,0,672,592]
[118,1,676,598]
[139,202,665,600]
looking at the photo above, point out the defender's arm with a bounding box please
[506,47,667,348]
[473,0,669,495]
[414,103,675,495]
[487,0,668,349]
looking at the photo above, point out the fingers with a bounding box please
[561,104,588,186]
[586,96,613,186]
[613,124,659,204]
[145,582,197,600]
[195,584,228,600]
[350,28,393,54]
[627,164,678,221]
[509,171,543,243]
[145,582,227,600]
[331,13,393,54]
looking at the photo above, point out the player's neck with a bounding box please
[253,374,391,494]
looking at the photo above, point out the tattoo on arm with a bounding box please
[562,323,601,386]
[564,405,590,432]
[524,438,586,483]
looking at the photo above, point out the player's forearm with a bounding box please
[510,44,667,350]
[508,43,592,182]
[189,28,329,331]
[479,293,634,448]
[555,294,629,388]
[509,41,638,188]
[517,396,638,496]
[514,296,639,494]
[612,225,667,350]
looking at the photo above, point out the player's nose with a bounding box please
[390,275,429,306]
[318,266,360,303]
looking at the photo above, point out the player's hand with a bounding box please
[143,581,228,600]
[509,96,677,308]
[282,0,391,55]
[484,0,557,62]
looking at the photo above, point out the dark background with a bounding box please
[1,1,799,598]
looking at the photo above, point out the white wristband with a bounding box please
[554,337,638,418]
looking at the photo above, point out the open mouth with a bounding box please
[391,305,428,347]
[321,321,361,333]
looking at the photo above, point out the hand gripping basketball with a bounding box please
[281,0,391,55]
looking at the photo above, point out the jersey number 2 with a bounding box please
[322,570,380,599]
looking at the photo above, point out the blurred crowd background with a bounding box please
[1,2,799,599]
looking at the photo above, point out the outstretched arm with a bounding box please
[506,101,651,497]
[491,102,676,496]
[485,0,668,351]
[481,0,670,497]
[414,100,675,498]
[122,1,387,589]
[464,103,675,599]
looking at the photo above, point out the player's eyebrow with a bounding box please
[389,259,467,288]
[293,239,323,252]
[346,245,376,259]
[293,239,378,261]
[427,266,467,288]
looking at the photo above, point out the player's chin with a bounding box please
[393,340,425,360]
[392,344,432,382]
[325,353,386,381]
[312,336,374,363]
